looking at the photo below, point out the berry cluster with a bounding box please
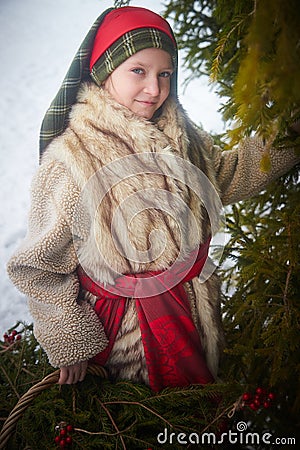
[242,387,276,411]
[3,330,21,344]
[54,422,73,448]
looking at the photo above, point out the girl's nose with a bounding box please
[144,76,160,96]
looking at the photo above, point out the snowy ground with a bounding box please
[0,0,224,335]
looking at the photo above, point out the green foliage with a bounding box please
[1,324,245,449]
[163,0,219,81]
[164,0,300,146]
[228,0,300,146]
[219,165,300,437]
[164,0,300,442]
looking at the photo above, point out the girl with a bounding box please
[7,6,299,391]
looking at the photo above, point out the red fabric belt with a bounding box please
[77,238,214,391]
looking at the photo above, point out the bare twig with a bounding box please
[0,364,20,400]
[75,420,137,437]
[104,400,174,428]
[97,399,127,450]
[282,223,293,318]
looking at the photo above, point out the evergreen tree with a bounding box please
[164,0,300,441]
[164,0,300,147]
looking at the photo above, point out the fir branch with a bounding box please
[210,12,254,82]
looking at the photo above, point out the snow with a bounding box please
[0,0,224,335]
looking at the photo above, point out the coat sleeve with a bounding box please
[6,160,108,368]
[204,133,300,205]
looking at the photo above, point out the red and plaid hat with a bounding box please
[39,6,178,158]
[90,6,177,86]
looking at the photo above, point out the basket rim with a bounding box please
[0,363,107,449]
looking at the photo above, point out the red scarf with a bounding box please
[77,238,214,391]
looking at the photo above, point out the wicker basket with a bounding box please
[0,364,107,449]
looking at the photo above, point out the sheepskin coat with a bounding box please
[7,82,299,383]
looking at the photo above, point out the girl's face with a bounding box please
[103,48,173,120]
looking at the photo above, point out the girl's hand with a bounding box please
[58,360,88,385]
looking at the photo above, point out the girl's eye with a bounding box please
[132,68,144,75]
[159,71,172,78]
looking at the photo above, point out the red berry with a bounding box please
[16,334,21,340]
[263,401,271,408]
[249,402,259,411]
[268,392,276,401]
[255,387,265,396]
[242,392,252,402]
[11,330,18,337]
[254,398,261,407]
[59,439,66,448]
[66,424,73,433]
[60,428,67,437]
[65,436,72,445]
[3,333,9,341]
[54,435,61,444]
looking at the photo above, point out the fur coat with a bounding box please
[7,82,299,383]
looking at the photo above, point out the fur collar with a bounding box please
[72,82,190,160]
[44,82,216,284]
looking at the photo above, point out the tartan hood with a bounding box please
[39,7,178,159]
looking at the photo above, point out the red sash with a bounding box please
[77,238,214,391]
